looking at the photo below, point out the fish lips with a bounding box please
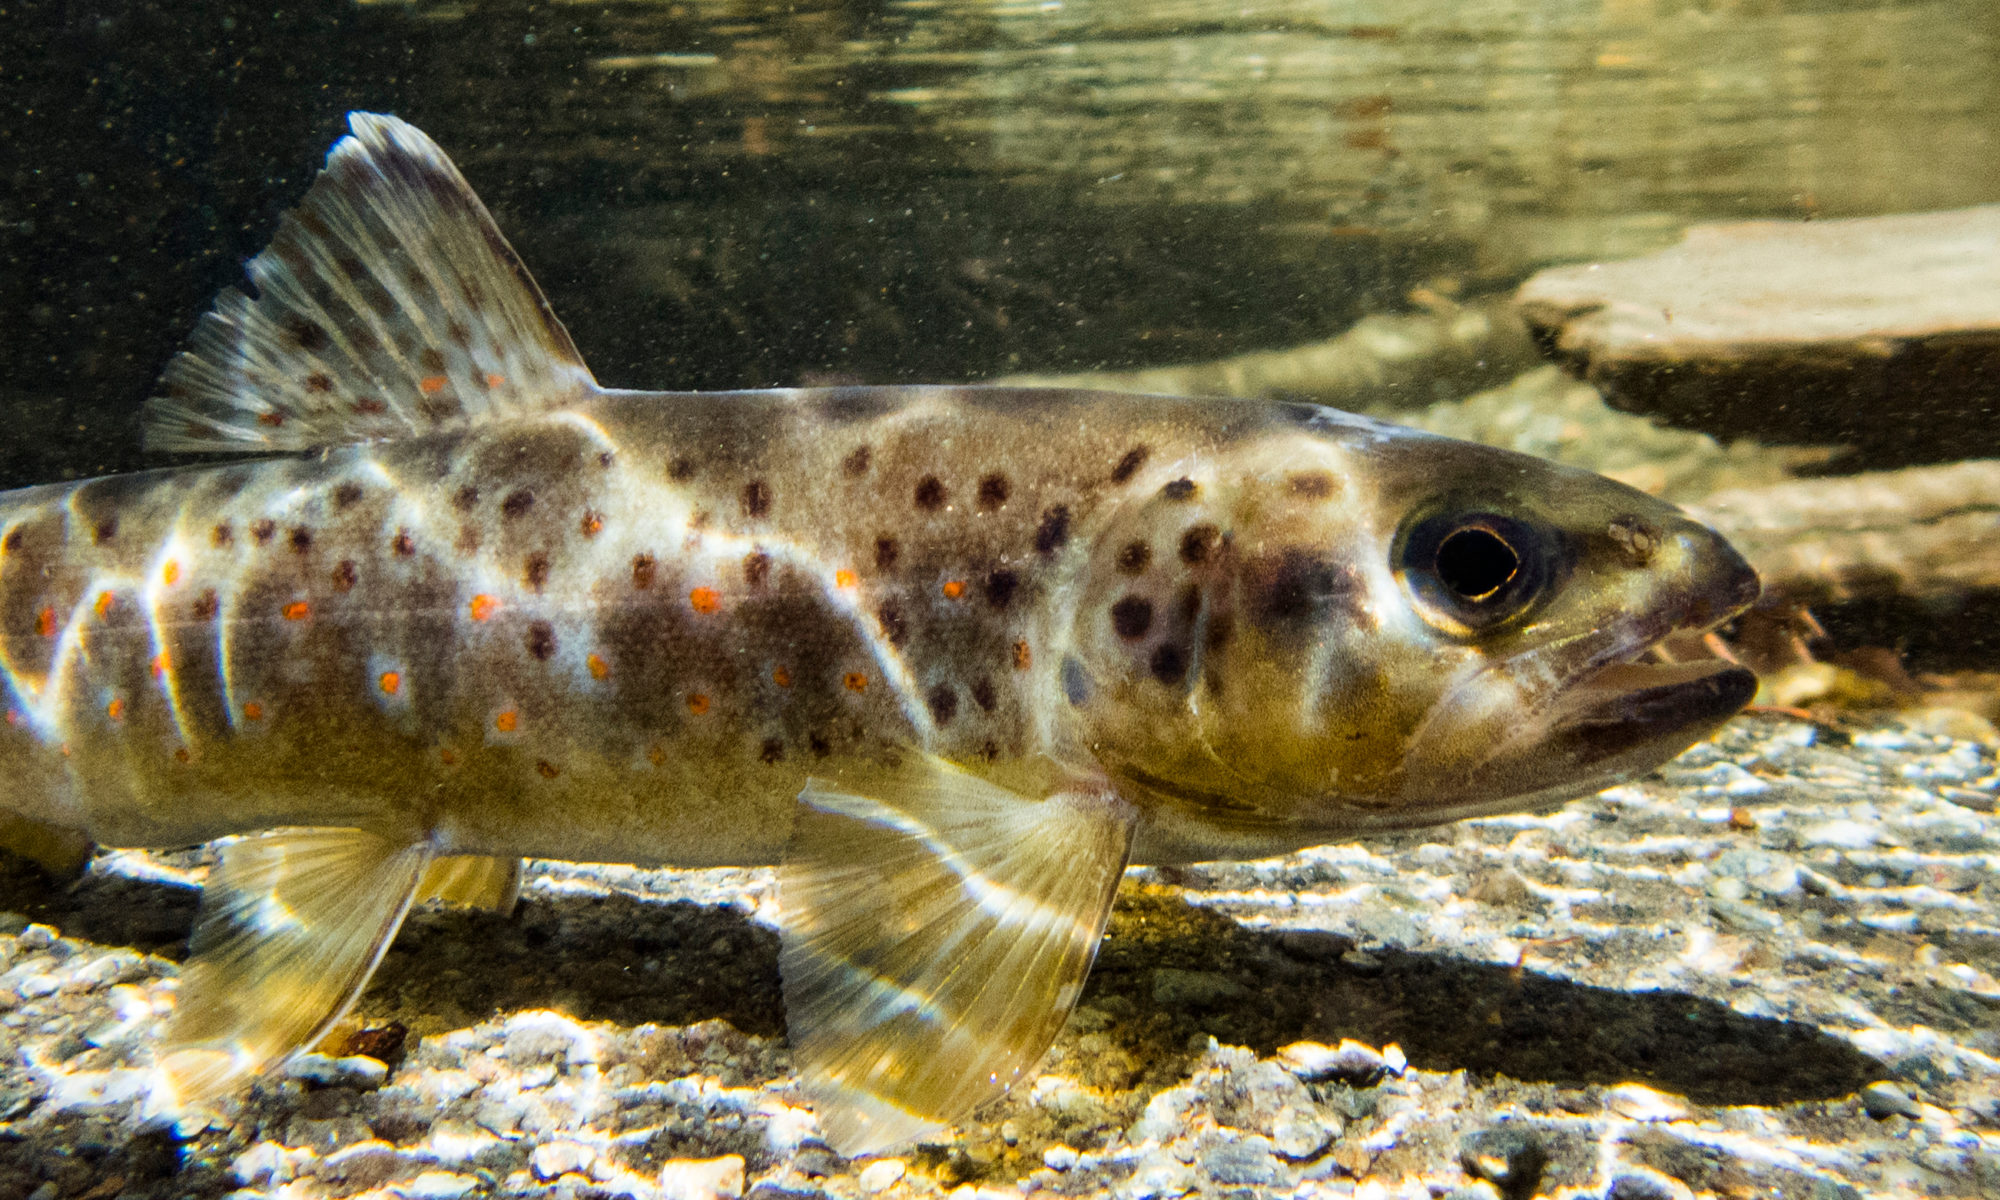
[1550,658,1759,772]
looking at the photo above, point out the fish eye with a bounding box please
[1398,511,1552,635]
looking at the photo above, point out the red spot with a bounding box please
[586,654,609,680]
[379,671,402,696]
[282,601,310,621]
[580,510,603,538]
[35,608,54,638]
[495,710,519,732]
[537,760,560,779]
[151,651,171,679]
[243,701,265,722]
[162,560,180,586]
[486,373,506,389]
[687,693,711,715]
[942,579,966,600]
[419,375,447,395]
[1013,640,1032,670]
[94,591,114,618]
[106,698,124,721]
[257,412,286,428]
[469,594,499,622]
[3,710,17,727]
[440,748,458,766]
[772,666,792,688]
[835,570,858,589]
[356,398,388,416]
[843,672,868,693]
[175,747,191,764]
[689,587,721,614]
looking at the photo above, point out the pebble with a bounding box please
[1201,1137,1285,1186]
[1607,1084,1690,1123]
[1276,1038,1390,1086]
[289,1052,390,1090]
[1859,1081,1924,1120]
[658,1155,746,1200]
[1041,1144,1079,1171]
[530,1139,595,1180]
[1269,1104,1338,1159]
[857,1158,906,1192]
[399,1171,481,1199]
[1458,1126,1548,1194]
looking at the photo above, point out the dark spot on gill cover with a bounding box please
[1034,506,1071,555]
[1117,541,1151,574]
[760,738,785,764]
[977,474,1011,509]
[1180,524,1220,564]
[454,485,480,511]
[1286,471,1339,499]
[392,530,416,557]
[524,552,550,592]
[526,622,557,661]
[193,590,219,621]
[331,561,358,592]
[914,476,947,511]
[742,480,772,519]
[212,523,234,548]
[251,520,276,545]
[809,733,832,758]
[289,527,313,554]
[1111,446,1149,483]
[875,538,900,571]
[93,519,117,545]
[1150,643,1188,685]
[1162,479,1197,501]
[877,600,908,646]
[669,458,695,481]
[502,489,535,518]
[843,446,872,476]
[333,482,364,509]
[971,677,997,712]
[632,554,657,590]
[1253,550,1357,629]
[1111,596,1154,639]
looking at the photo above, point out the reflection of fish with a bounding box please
[0,115,1758,1153]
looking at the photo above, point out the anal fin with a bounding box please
[780,756,1136,1156]
[416,854,521,913]
[159,828,431,1105]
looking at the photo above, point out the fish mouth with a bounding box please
[1551,657,1759,767]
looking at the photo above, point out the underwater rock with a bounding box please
[1517,206,2000,467]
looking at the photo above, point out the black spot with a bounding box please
[927,684,958,726]
[979,739,1000,761]
[1,529,18,552]
[1149,644,1188,685]
[419,346,446,372]
[984,568,1019,609]
[1034,505,1071,555]
[251,519,276,545]
[1180,524,1221,564]
[288,318,328,351]
[457,526,480,554]
[537,760,560,780]
[742,479,772,519]
[1206,613,1235,650]
[305,372,335,394]
[93,518,117,545]
[744,552,771,590]
[453,485,480,511]
[1253,550,1355,628]
[193,590,219,620]
[1061,656,1091,707]
[843,445,872,476]
[1111,596,1154,640]
[598,451,615,469]
[669,457,695,481]
[875,537,900,571]
[632,554,657,590]
[1111,446,1150,483]
[392,529,416,557]
[1287,471,1338,499]
[914,476,947,511]
[289,527,313,554]
[760,738,785,764]
[524,551,550,592]
[331,560,358,592]
[809,732,832,758]
[1161,478,1196,501]
[502,489,535,518]
[971,677,997,712]
[877,601,908,646]
[1116,541,1151,575]
[333,482,363,509]
[977,474,1011,509]
[446,321,472,349]
[212,523,234,548]
[525,621,557,661]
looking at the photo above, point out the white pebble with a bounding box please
[658,1154,746,1200]
[398,1170,481,1199]
[530,1139,594,1180]
[859,1158,907,1192]
[1042,1144,1079,1171]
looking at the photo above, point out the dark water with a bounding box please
[4,0,1999,487]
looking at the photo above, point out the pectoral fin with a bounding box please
[416,854,522,913]
[159,828,431,1104]
[779,757,1136,1156]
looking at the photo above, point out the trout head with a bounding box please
[1061,407,1761,855]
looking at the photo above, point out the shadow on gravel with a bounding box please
[1,857,1877,1128]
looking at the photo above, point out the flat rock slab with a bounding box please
[1518,206,2000,466]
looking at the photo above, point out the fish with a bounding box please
[0,113,1760,1155]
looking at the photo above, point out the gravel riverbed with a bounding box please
[0,711,1993,1200]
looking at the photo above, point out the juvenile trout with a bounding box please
[0,114,1759,1153]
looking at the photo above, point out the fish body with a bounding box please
[0,115,1761,1153]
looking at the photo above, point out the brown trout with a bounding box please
[0,114,1759,1154]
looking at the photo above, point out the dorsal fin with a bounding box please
[145,112,597,453]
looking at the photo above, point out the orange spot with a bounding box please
[257,412,285,428]
[687,692,711,715]
[243,701,265,722]
[162,560,180,586]
[1013,640,1032,670]
[419,375,447,395]
[469,594,499,621]
[942,579,966,600]
[843,672,868,693]
[440,747,458,766]
[94,591,114,618]
[3,710,17,727]
[689,587,721,614]
[174,747,191,764]
[646,742,667,768]
[496,710,519,733]
[485,373,505,389]
[772,666,792,688]
[379,671,402,696]
[36,608,54,637]
[151,651,171,679]
[106,698,124,721]
[283,601,310,621]
[835,570,858,589]
[586,653,609,680]
[580,511,603,537]
[60,742,71,757]
[537,760,560,779]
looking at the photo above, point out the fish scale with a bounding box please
[0,113,1761,1154]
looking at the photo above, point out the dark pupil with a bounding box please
[1435,527,1519,602]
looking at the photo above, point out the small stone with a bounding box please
[400,1171,480,1199]
[289,1052,390,1090]
[1458,1126,1548,1195]
[531,1140,594,1180]
[658,1155,746,1200]
[858,1159,906,1192]
[1041,1145,1079,1171]
[1605,1170,1694,1200]
[16,924,55,951]
[1202,1136,1285,1186]
[1270,1105,1337,1159]
[1860,1081,1922,1120]
[1277,1039,1389,1086]
[1339,949,1384,976]
[1607,1084,1690,1123]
